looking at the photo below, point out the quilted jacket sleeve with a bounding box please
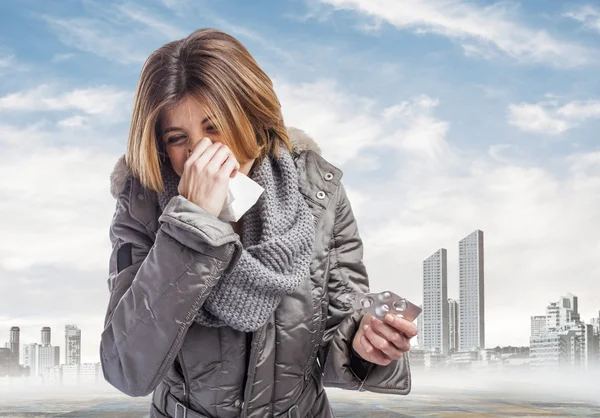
[100,175,242,397]
[318,182,412,395]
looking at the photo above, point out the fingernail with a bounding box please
[385,314,395,324]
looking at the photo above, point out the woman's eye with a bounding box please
[206,125,217,132]
[168,135,185,144]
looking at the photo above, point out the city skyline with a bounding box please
[415,229,599,365]
[410,291,599,372]
[1,324,82,377]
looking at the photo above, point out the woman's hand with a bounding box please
[177,137,240,217]
[352,312,418,366]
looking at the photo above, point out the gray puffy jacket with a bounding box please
[100,127,412,418]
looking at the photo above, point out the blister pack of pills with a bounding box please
[342,290,422,322]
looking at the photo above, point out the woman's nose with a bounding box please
[187,136,217,156]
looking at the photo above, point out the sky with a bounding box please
[0,0,599,363]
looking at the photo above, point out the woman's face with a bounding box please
[160,96,223,178]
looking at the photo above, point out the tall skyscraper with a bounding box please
[65,324,81,365]
[448,298,459,353]
[9,326,20,364]
[41,327,51,346]
[458,230,485,351]
[423,249,449,355]
[9,326,20,374]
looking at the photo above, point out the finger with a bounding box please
[185,137,213,170]
[383,314,418,339]
[206,144,235,174]
[192,142,225,174]
[364,324,405,360]
[359,334,392,366]
[370,318,411,352]
[361,313,375,327]
[220,154,239,179]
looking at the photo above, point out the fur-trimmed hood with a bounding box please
[110,126,321,199]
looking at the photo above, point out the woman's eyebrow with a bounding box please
[162,126,181,135]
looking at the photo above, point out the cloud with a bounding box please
[276,78,384,165]
[313,0,592,67]
[0,139,119,273]
[160,0,193,10]
[0,83,132,275]
[50,53,76,63]
[39,0,189,66]
[114,2,187,39]
[381,95,451,161]
[42,15,150,64]
[277,79,450,166]
[0,53,29,76]
[0,84,132,119]
[508,98,600,135]
[203,15,297,64]
[57,115,88,128]
[564,5,600,33]
[41,1,287,67]
[0,55,14,68]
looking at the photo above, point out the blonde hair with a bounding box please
[125,28,292,193]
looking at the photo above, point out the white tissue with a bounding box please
[217,171,264,222]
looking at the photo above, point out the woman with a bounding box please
[101,28,417,418]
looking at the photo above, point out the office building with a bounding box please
[458,230,485,351]
[9,326,20,372]
[547,293,579,330]
[80,363,102,385]
[65,324,81,366]
[423,249,449,355]
[37,344,60,377]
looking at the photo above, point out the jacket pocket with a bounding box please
[116,242,133,273]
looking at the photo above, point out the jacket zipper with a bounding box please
[304,253,330,379]
[178,351,191,408]
[241,326,265,418]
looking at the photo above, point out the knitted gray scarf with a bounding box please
[157,146,315,332]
